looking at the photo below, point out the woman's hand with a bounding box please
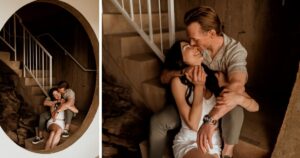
[185,65,207,86]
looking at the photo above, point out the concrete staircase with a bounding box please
[0,50,54,114]
[103,1,272,158]
[103,0,186,112]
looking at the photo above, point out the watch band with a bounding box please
[203,114,217,125]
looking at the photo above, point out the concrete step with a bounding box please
[103,0,168,14]
[233,140,270,158]
[0,55,22,76]
[25,113,84,151]
[104,30,186,59]
[232,110,272,158]
[24,77,56,86]
[0,51,10,61]
[29,85,51,95]
[142,78,166,112]
[25,70,50,78]
[103,13,169,35]
[122,53,162,91]
[30,95,48,113]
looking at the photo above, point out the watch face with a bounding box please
[203,115,211,123]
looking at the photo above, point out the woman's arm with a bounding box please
[171,77,204,131]
[171,66,206,131]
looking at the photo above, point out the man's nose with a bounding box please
[190,40,196,46]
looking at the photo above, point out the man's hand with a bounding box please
[197,123,216,153]
[215,89,241,110]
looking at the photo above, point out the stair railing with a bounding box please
[0,15,17,61]
[37,33,96,72]
[16,14,52,96]
[109,0,175,62]
[0,14,52,96]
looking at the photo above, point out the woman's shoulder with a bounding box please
[171,76,186,86]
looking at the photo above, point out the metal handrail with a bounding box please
[15,14,52,96]
[109,0,176,62]
[37,33,96,72]
[0,14,52,96]
[0,14,17,61]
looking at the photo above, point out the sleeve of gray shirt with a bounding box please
[64,89,75,100]
[227,45,248,75]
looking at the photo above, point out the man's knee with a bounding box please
[221,106,244,144]
[224,106,244,124]
[150,105,180,132]
[64,110,74,124]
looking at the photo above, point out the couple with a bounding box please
[149,6,259,158]
[31,81,78,150]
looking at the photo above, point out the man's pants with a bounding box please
[38,109,74,130]
[149,104,244,158]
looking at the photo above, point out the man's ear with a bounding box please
[209,30,217,38]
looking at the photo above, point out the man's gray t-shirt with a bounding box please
[63,89,75,101]
[202,33,248,75]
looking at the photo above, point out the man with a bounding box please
[32,81,78,144]
[150,6,248,158]
[55,80,78,138]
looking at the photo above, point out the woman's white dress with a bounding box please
[173,94,222,158]
[47,110,65,130]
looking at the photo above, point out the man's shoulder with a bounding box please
[64,89,75,98]
[223,33,247,54]
[65,89,75,94]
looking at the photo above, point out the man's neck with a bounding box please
[208,35,224,59]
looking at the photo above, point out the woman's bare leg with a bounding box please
[45,131,55,150]
[51,128,62,148]
[183,148,219,158]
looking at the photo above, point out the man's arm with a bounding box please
[43,98,56,107]
[56,97,76,112]
[208,71,247,120]
[197,71,247,152]
[160,69,182,84]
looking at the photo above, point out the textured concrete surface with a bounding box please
[272,63,300,158]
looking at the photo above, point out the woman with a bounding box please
[44,88,78,150]
[165,40,259,158]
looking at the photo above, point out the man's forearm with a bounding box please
[160,69,182,84]
[225,81,245,93]
[209,105,233,120]
[57,100,75,112]
[209,72,247,120]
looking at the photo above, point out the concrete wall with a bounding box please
[272,64,300,157]
[0,0,99,157]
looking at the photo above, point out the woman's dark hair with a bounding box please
[48,87,58,101]
[164,40,188,71]
[164,40,222,105]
